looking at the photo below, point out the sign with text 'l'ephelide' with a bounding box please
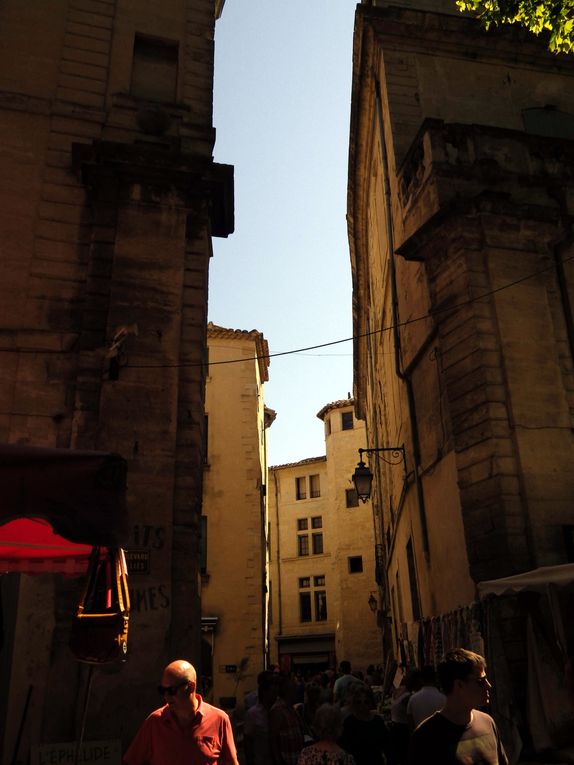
[31,740,121,765]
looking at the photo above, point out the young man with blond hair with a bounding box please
[407,649,508,765]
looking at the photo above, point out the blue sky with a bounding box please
[210,1,358,466]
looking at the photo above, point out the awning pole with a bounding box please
[10,684,33,765]
[74,665,95,765]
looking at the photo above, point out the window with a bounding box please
[309,474,320,498]
[269,581,272,624]
[522,107,574,139]
[299,575,327,623]
[131,35,179,103]
[346,488,359,508]
[202,414,209,465]
[295,477,307,500]
[406,539,421,621]
[325,417,331,436]
[199,516,207,574]
[314,590,327,621]
[348,556,363,574]
[299,592,312,622]
[341,411,354,430]
[298,517,324,556]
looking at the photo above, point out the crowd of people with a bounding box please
[122,648,508,765]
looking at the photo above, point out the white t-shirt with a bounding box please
[407,685,446,728]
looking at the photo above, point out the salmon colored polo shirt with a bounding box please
[124,695,238,765]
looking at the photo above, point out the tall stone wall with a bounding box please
[0,0,232,758]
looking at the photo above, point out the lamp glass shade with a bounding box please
[352,461,373,502]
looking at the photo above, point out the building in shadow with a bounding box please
[348,0,574,757]
[0,0,233,759]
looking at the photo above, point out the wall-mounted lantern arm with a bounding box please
[351,445,406,503]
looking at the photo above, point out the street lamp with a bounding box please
[368,592,378,613]
[351,446,406,503]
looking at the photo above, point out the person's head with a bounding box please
[438,649,491,709]
[349,683,371,715]
[405,668,423,693]
[257,670,278,707]
[304,682,322,708]
[277,673,297,704]
[339,660,351,675]
[313,703,344,742]
[159,660,197,718]
[421,665,438,687]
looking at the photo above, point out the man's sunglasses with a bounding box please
[158,679,189,696]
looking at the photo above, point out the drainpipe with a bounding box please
[551,211,574,372]
[374,75,430,558]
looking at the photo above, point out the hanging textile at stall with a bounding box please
[70,547,130,663]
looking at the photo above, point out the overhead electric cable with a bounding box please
[126,252,574,370]
[0,253,572,364]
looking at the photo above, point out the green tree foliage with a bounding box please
[456,0,574,53]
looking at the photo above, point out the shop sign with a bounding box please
[31,740,121,765]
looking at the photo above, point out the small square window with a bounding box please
[314,575,325,587]
[296,477,307,500]
[299,577,310,588]
[346,488,359,508]
[348,556,363,574]
[312,533,323,555]
[341,411,354,430]
[297,518,309,531]
[311,516,322,529]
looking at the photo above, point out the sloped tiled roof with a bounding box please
[207,322,270,382]
[316,398,355,420]
[270,455,326,471]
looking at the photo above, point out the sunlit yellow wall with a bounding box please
[203,325,270,708]
[269,401,382,672]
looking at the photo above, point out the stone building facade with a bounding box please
[0,0,232,759]
[348,0,574,691]
[269,400,382,674]
[201,323,273,709]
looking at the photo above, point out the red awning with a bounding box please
[0,443,128,574]
[0,518,92,574]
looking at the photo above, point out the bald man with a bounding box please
[124,660,239,765]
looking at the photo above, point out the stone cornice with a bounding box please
[394,119,572,260]
[207,322,270,382]
[73,140,234,237]
[358,4,574,72]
